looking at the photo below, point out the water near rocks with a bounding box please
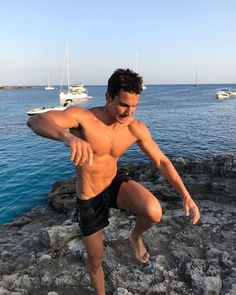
[0,84,236,224]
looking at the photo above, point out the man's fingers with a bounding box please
[184,205,189,216]
[78,146,88,166]
[70,142,77,161]
[191,207,200,224]
[183,198,200,225]
[79,144,93,166]
[74,149,82,166]
[192,217,198,225]
[69,140,93,166]
[88,146,93,165]
[71,141,83,165]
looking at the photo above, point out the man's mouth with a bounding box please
[119,114,130,119]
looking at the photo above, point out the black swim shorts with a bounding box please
[75,169,131,237]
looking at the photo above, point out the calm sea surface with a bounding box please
[0,84,236,224]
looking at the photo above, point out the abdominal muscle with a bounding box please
[75,154,118,199]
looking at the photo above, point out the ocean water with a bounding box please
[0,84,236,224]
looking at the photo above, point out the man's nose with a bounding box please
[125,107,132,116]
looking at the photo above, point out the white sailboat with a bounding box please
[59,43,89,106]
[26,45,90,116]
[45,72,55,90]
[193,70,198,87]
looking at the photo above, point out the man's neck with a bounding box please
[102,105,117,126]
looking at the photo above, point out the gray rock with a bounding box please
[220,252,234,268]
[46,223,80,251]
[113,287,134,295]
[203,275,222,294]
[21,229,51,251]
[0,155,235,295]
[224,283,236,295]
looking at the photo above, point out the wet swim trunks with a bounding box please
[75,170,131,237]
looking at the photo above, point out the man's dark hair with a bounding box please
[107,68,143,99]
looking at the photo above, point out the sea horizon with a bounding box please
[1,82,236,88]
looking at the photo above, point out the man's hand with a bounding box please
[183,197,200,224]
[64,134,93,166]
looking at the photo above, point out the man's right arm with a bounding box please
[27,106,93,166]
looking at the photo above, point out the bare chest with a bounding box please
[75,124,136,157]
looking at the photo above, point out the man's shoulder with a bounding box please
[67,105,89,113]
[128,119,150,139]
[129,118,147,130]
[66,105,94,118]
[62,106,94,126]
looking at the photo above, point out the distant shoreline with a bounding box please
[0,86,34,90]
[0,83,236,89]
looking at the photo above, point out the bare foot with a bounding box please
[129,233,150,263]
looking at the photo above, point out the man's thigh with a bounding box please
[116,180,162,215]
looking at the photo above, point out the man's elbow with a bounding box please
[26,117,33,129]
[26,114,41,130]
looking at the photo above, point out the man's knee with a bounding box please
[147,204,162,223]
[87,254,103,270]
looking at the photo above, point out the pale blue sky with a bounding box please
[1,0,236,85]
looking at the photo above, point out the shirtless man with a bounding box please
[27,68,200,295]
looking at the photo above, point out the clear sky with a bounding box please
[1,0,236,85]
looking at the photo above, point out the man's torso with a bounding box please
[71,107,138,199]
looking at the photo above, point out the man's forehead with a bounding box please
[118,90,139,99]
[117,96,140,107]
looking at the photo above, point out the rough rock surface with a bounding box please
[0,155,235,295]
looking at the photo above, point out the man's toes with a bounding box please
[141,252,150,263]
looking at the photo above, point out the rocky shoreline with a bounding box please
[0,155,235,295]
[0,86,34,90]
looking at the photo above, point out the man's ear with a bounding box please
[105,92,112,102]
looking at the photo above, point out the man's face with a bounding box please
[107,90,140,124]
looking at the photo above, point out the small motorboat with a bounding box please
[26,105,67,116]
[216,88,236,100]
[229,90,236,96]
[216,90,230,100]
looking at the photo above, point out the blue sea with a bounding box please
[0,84,236,224]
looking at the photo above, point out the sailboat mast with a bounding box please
[66,43,70,90]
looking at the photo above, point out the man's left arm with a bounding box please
[132,121,200,224]
[152,151,200,224]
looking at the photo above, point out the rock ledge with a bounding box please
[0,155,235,295]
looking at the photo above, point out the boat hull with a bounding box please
[27,106,67,116]
[216,92,230,100]
[216,88,236,100]
[45,86,55,90]
[60,91,88,105]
